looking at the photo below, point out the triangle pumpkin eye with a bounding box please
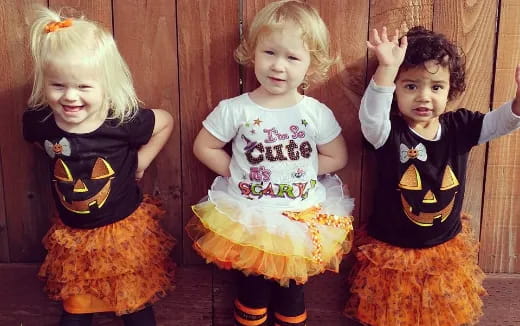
[54,158,73,182]
[91,158,115,179]
[440,165,459,190]
[398,164,422,190]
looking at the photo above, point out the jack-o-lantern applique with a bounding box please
[53,157,115,214]
[398,164,459,226]
[44,138,71,158]
[400,143,427,163]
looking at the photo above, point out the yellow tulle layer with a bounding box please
[39,195,176,315]
[344,216,486,326]
[187,201,353,286]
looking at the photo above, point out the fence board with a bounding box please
[178,0,240,264]
[113,0,183,261]
[0,0,49,262]
[434,0,498,240]
[50,0,112,30]
[305,0,368,221]
[480,0,520,273]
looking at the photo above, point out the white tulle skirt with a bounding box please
[186,174,354,286]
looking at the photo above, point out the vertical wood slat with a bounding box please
[433,0,498,241]
[0,0,50,262]
[306,0,369,221]
[361,1,433,225]
[178,0,240,264]
[113,0,183,261]
[49,0,112,30]
[0,151,8,261]
[480,0,520,273]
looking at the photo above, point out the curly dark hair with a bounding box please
[399,26,466,100]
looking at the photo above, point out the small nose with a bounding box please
[270,57,285,72]
[63,88,78,101]
[416,88,431,102]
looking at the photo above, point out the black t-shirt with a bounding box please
[23,107,155,229]
[368,109,485,248]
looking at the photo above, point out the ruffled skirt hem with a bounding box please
[38,195,176,315]
[344,215,486,326]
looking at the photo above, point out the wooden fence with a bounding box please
[0,0,518,273]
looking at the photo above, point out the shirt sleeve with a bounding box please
[202,100,238,142]
[359,79,395,149]
[123,108,156,147]
[479,101,520,144]
[22,108,52,143]
[315,103,342,145]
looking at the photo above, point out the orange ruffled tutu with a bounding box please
[187,175,354,287]
[344,215,486,326]
[38,195,176,315]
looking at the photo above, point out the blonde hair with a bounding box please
[28,6,139,123]
[235,0,335,85]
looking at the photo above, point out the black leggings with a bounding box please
[59,306,156,326]
[235,272,306,325]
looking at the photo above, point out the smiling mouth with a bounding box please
[269,77,285,82]
[62,105,84,112]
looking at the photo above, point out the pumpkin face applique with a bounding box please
[53,157,115,214]
[398,163,459,226]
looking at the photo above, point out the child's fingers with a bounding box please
[366,40,376,51]
[381,26,389,43]
[371,28,382,44]
[391,29,399,44]
[400,35,408,49]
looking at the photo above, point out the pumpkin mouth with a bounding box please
[54,179,112,214]
[400,192,456,226]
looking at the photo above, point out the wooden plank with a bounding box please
[362,1,433,225]
[0,263,213,326]
[113,0,183,262]
[49,0,112,31]
[306,0,369,222]
[178,0,240,264]
[0,0,49,262]
[479,0,520,273]
[434,0,498,245]
[2,263,517,325]
[0,149,7,261]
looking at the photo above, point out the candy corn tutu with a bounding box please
[344,214,486,326]
[187,174,354,287]
[38,195,176,315]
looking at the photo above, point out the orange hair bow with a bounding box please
[45,19,73,33]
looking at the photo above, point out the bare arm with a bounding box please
[193,127,231,177]
[136,109,173,180]
[479,65,520,143]
[317,134,348,175]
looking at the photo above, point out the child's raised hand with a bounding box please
[367,27,407,68]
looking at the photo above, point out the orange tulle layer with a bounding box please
[187,202,353,287]
[344,216,486,326]
[38,195,176,315]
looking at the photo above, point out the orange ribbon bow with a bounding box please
[45,19,73,33]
